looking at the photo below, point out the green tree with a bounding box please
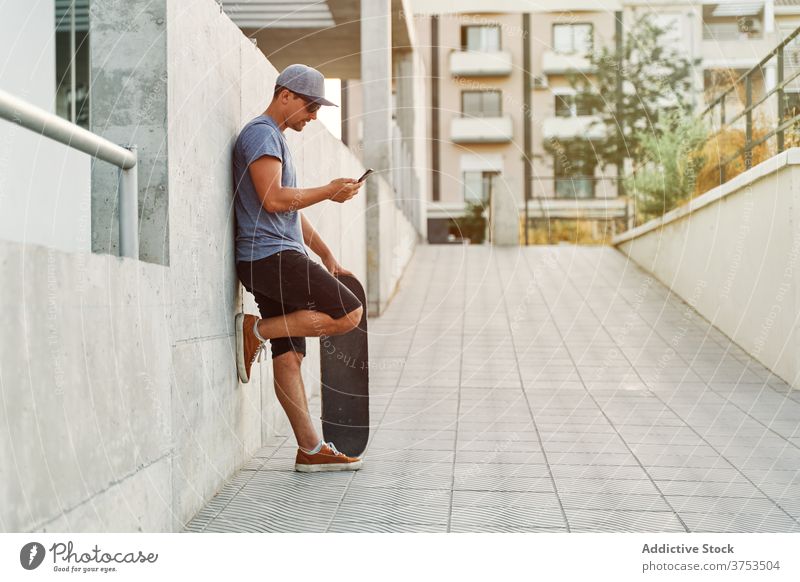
[450,201,486,244]
[551,13,701,170]
[625,108,707,222]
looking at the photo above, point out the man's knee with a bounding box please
[332,304,363,334]
[273,349,304,371]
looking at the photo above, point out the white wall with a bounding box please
[613,148,800,390]
[0,0,91,254]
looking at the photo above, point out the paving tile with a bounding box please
[550,464,651,480]
[205,499,336,533]
[334,503,449,525]
[450,505,566,531]
[678,511,800,533]
[327,520,447,533]
[342,486,451,506]
[362,460,454,477]
[453,462,550,479]
[451,490,562,509]
[555,478,662,496]
[455,450,546,464]
[565,509,686,532]
[349,471,452,490]
[665,495,781,514]
[654,480,763,498]
[560,493,672,512]
[453,475,555,492]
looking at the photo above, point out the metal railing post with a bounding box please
[745,73,753,170]
[119,145,139,260]
[719,94,727,183]
[777,46,785,152]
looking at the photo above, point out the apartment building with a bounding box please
[413,5,626,244]
[413,1,800,244]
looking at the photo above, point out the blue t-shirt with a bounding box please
[233,114,308,262]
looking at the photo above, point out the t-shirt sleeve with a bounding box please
[239,122,283,167]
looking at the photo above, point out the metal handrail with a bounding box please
[700,25,800,180]
[0,88,139,259]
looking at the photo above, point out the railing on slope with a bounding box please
[701,25,800,183]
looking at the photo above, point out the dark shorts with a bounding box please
[236,250,363,359]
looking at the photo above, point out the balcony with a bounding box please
[542,51,594,75]
[450,115,513,144]
[542,115,606,141]
[449,50,513,77]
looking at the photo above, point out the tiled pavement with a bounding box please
[186,245,800,533]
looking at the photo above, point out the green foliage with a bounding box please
[559,13,701,170]
[449,201,486,244]
[625,108,708,222]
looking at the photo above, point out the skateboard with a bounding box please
[320,274,370,457]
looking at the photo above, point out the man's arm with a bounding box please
[300,212,331,259]
[300,212,354,277]
[249,156,361,213]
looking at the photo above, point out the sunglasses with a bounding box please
[292,92,322,114]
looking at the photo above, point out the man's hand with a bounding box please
[321,252,353,277]
[328,178,363,203]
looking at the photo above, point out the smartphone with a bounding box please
[357,168,374,183]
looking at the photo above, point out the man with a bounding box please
[233,64,364,472]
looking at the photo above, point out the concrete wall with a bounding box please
[90,0,169,264]
[613,148,800,390]
[2,0,418,532]
[0,243,173,532]
[0,0,91,254]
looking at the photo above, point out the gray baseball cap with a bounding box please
[275,64,337,107]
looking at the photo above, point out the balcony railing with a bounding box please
[449,50,512,77]
[523,176,627,244]
[450,115,513,144]
[542,115,607,141]
[703,22,763,41]
[541,51,594,75]
[529,175,621,202]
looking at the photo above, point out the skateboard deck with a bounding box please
[320,274,369,457]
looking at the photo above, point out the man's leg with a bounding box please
[271,350,319,451]
[256,305,362,341]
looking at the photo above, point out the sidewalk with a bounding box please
[185,245,800,532]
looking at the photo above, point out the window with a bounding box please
[552,23,593,54]
[554,93,595,117]
[55,0,91,128]
[463,171,498,204]
[554,156,595,199]
[461,25,501,52]
[462,90,502,118]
